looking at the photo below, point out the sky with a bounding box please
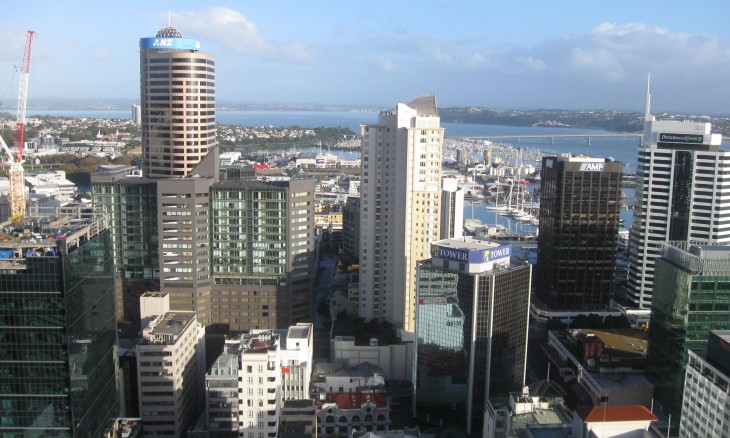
[1,1,730,114]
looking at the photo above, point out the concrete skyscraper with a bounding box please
[627,89,729,309]
[139,26,217,178]
[359,94,444,330]
[536,155,623,311]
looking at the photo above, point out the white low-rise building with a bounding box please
[204,324,314,436]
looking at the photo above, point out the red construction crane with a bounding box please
[4,30,35,218]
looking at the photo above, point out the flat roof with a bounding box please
[288,325,311,340]
[572,329,648,358]
[145,311,196,341]
[432,236,503,251]
[575,405,657,423]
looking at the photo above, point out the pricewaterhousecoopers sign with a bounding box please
[431,243,512,263]
[659,133,704,144]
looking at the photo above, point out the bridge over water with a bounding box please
[455,132,643,146]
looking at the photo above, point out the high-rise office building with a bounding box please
[136,296,205,438]
[647,243,730,419]
[207,175,315,332]
[440,176,464,240]
[359,94,444,330]
[681,330,730,437]
[627,95,729,308]
[536,155,623,310]
[139,26,216,178]
[0,218,118,437]
[414,237,531,434]
[92,165,158,323]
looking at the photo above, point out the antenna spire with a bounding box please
[644,73,653,122]
[168,9,171,27]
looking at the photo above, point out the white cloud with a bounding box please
[569,47,625,81]
[374,57,395,73]
[91,45,110,62]
[515,56,546,73]
[171,7,315,63]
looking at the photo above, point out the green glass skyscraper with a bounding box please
[647,243,730,419]
[0,219,118,437]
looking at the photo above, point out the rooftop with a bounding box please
[0,216,109,271]
[142,311,196,344]
[431,236,504,252]
[288,324,311,340]
[575,405,657,423]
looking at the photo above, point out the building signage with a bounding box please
[484,245,511,262]
[659,133,704,144]
[578,163,605,172]
[431,243,512,263]
[140,37,201,51]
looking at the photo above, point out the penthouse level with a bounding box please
[0,215,110,271]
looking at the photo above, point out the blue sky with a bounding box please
[1,1,729,113]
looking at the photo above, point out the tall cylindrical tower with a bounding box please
[140,26,216,178]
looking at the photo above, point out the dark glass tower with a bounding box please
[413,238,531,434]
[536,155,623,310]
[0,219,118,437]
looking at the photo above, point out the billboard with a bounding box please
[431,243,512,264]
[140,37,201,51]
[659,133,704,144]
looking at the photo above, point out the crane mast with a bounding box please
[8,30,35,218]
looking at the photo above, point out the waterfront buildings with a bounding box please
[359,94,444,330]
[681,330,730,437]
[136,300,205,437]
[627,106,729,309]
[536,155,623,310]
[647,243,730,419]
[0,218,118,437]
[413,237,531,434]
[139,25,216,178]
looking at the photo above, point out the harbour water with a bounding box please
[28,108,643,165]
[28,108,641,230]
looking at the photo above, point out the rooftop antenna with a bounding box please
[168,9,172,27]
[644,73,654,122]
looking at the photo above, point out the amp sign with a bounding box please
[578,163,605,172]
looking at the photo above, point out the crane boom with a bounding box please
[14,30,35,162]
[8,30,34,218]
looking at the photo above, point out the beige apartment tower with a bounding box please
[140,26,217,178]
[359,94,444,330]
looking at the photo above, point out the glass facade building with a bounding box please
[413,238,531,434]
[536,155,623,310]
[647,243,730,419]
[207,177,315,332]
[92,165,159,324]
[0,220,118,437]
